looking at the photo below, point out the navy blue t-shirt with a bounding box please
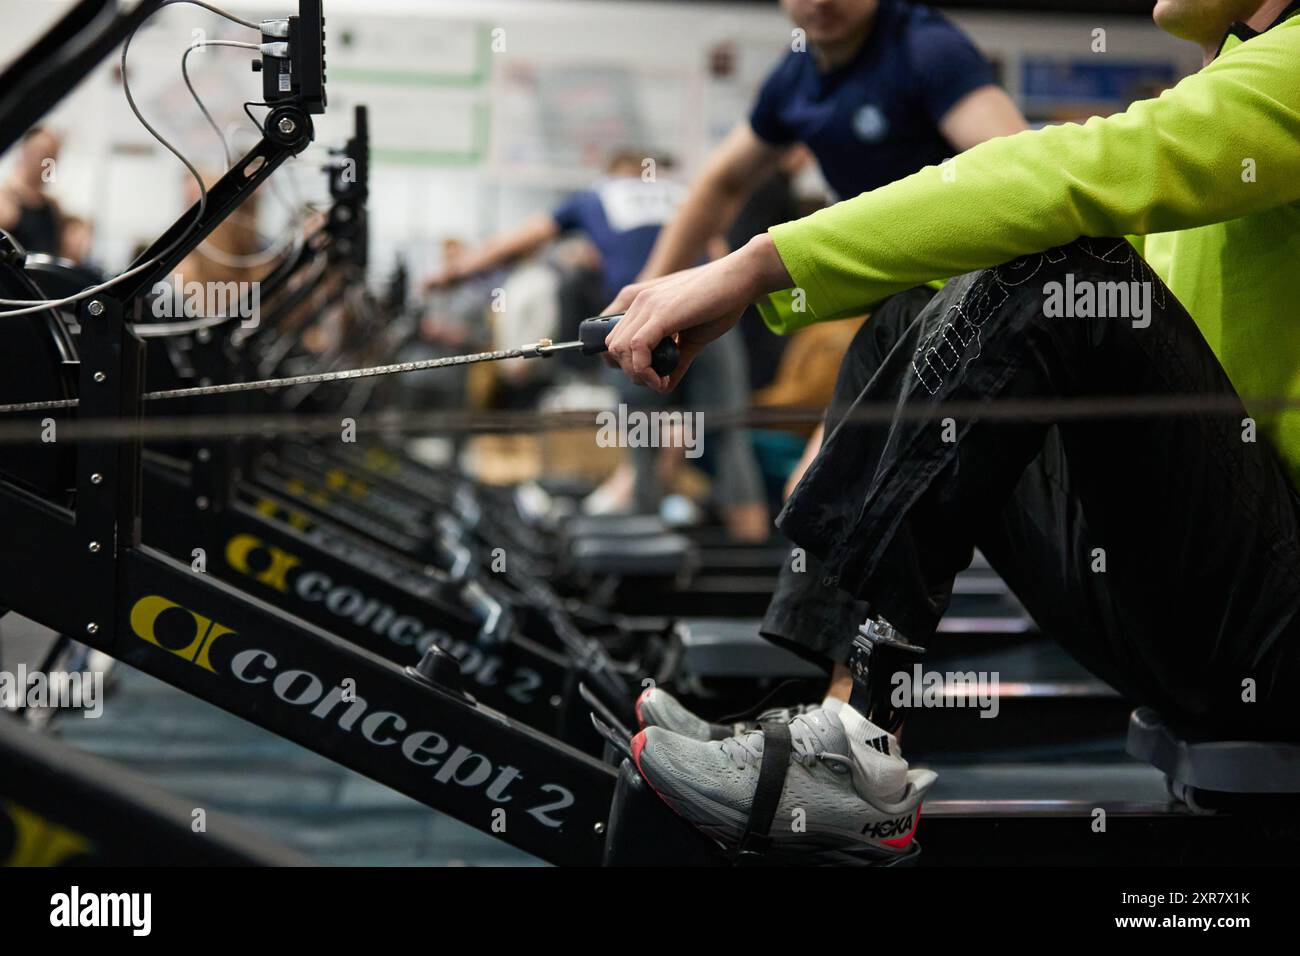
[552,177,686,300]
[749,0,994,199]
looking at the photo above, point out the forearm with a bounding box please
[458,215,557,279]
[741,232,794,299]
[458,237,530,277]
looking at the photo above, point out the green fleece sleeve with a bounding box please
[758,18,1300,332]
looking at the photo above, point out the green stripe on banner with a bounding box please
[371,102,490,166]
[372,148,483,166]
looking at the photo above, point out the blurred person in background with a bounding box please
[630,0,1026,286]
[427,149,770,540]
[421,238,493,352]
[0,127,64,255]
[609,0,1027,538]
[59,215,98,269]
[493,247,562,408]
[426,150,683,302]
[176,171,270,292]
[551,235,607,368]
[395,238,496,411]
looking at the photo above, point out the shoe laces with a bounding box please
[718,713,854,773]
[729,702,815,736]
[755,702,815,723]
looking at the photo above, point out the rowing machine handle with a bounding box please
[578,314,680,378]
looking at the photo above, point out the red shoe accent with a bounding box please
[629,730,689,822]
[883,805,922,849]
[635,687,652,729]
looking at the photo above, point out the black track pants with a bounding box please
[760,238,1300,739]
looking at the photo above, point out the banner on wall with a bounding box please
[491,61,695,185]
[316,16,490,166]
[1020,56,1178,122]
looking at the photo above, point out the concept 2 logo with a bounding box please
[221,515,544,702]
[1,801,93,866]
[225,534,300,594]
[223,531,441,649]
[125,596,576,827]
[129,595,234,673]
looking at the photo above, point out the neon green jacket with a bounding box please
[759,14,1300,481]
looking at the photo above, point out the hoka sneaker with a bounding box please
[635,685,818,741]
[631,705,935,863]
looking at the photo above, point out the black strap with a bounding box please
[735,720,791,859]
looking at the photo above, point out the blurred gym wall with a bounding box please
[0,0,1200,286]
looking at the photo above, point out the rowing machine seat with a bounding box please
[566,514,670,539]
[1126,707,1300,812]
[569,533,694,577]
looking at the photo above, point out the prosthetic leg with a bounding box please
[846,617,927,735]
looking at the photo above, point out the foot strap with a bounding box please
[734,719,791,860]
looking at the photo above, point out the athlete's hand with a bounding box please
[604,235,793,393]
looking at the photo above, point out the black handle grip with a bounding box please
[578,314,680,378]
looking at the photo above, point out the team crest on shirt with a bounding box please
[852,104,888,142]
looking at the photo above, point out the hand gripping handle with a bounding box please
[578,313,679,378]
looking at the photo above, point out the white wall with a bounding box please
[1,0,1199,284]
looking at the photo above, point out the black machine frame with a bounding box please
[0,287,629,866]
[0,0,650,868]
[0,712,310,865]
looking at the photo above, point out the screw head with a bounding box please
[85,623,98,635]
[593,822,606,836]
[88,541,101,553]
[277,116,297,135]
[90,473,103,485]
[196,448,211,462]
[87,300,105,316]
[196,496,210,510]
[93,371,106,384]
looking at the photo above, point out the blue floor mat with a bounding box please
[51,663,539,866]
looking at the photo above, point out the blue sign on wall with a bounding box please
[1021,57,1178,105]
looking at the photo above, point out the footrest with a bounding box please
[567,514,669,539]
[678,618,823,679]
[1126,707,1300,794]
[603,760,730,866]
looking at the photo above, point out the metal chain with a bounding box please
[0,346,536,415]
